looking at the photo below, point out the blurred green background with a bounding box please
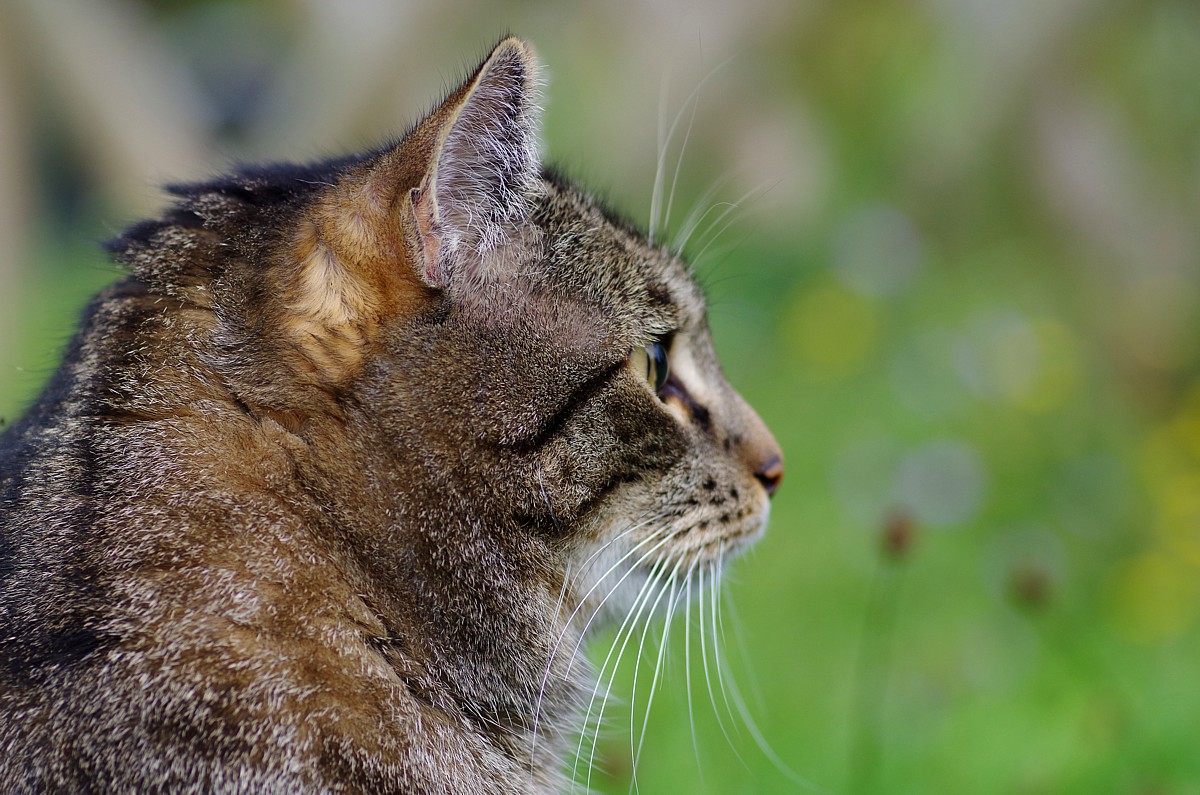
[2,0,1199,792]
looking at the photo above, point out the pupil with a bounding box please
[649,341,668,393]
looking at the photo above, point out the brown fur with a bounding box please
[0,38,781,793]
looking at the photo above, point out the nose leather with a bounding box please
[754,454,783,496]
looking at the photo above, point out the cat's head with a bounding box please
[124,37,781,628]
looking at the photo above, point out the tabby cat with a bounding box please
[0,37,782,793]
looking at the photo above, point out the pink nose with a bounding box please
[754,454,783,497]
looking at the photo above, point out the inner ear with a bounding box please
[407,36,543,289]
[409,186,442,286]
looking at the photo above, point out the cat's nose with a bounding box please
[754,454,784,497]
[725,389,783,498]
[738,415,783,498]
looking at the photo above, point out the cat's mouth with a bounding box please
[659,496,770,567]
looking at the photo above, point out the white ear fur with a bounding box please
[418,38,543,289]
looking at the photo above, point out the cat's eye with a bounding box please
[629,340,670,395]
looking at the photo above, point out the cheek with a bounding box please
[604,388,690,476]
[536,388,688,519]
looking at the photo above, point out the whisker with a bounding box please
[697,565,744,762]
[671,171,737,256]
[563,536,685,784]
[576,511,670,583]
[622,567,676,794]
[565,522,680,675]
[531,514,669,768]
[572,567,658,788]
[536,464,563,534]
[527,557,574,777]
[713,557,728,647]
[710,556,741,737]
[555,560,573,624]
[721,586,766,714]
[649,56,735,244]
[577,555,674,789]
[600,558,680,794]
[540,512,667,678]
[683,564,705,786]
[631,561,687,789]
[711,550,826,793]
[650,61,672,245]
[718,644,828,793]
[688,180,780,266]
[661,90,699,245]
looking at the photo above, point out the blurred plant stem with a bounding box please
[847,511,916,794]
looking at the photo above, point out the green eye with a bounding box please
[629,339,670,395]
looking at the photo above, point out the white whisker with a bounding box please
[688,180,779,266]
[718,643,828,793]
[572,571,657,789]
[683,565,705,786]
[649,57,734,244]
[565,522,679,673]
[661,92,699,245]
[650,62,673,245]
[621,566,676,794]
[721,586,765,714]
[526,557,574,778]
[539,513,666,676]
[697,565,744,762]
[531,513,670,769]
[605,559,680,794]
[576,554,674,789]
[710,557,741,737]
[671,172,737,256]
[631,562,686,792]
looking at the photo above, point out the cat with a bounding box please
[0,36,782,793]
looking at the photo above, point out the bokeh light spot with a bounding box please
[889,329,973,419]
[955,312,1081,412]
[1152,471,1200,566]
[894,439,987,528]
[1015,320,1082,413]
[1114,552,1200,643]
[783,280,878,379]
[832,435,904,529]
[831,204,923,298]
[1169,384,1200,462]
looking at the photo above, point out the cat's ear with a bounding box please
[280,39,541,381]
[397,36,543,289]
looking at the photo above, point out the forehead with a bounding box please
[535,175,707,337]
